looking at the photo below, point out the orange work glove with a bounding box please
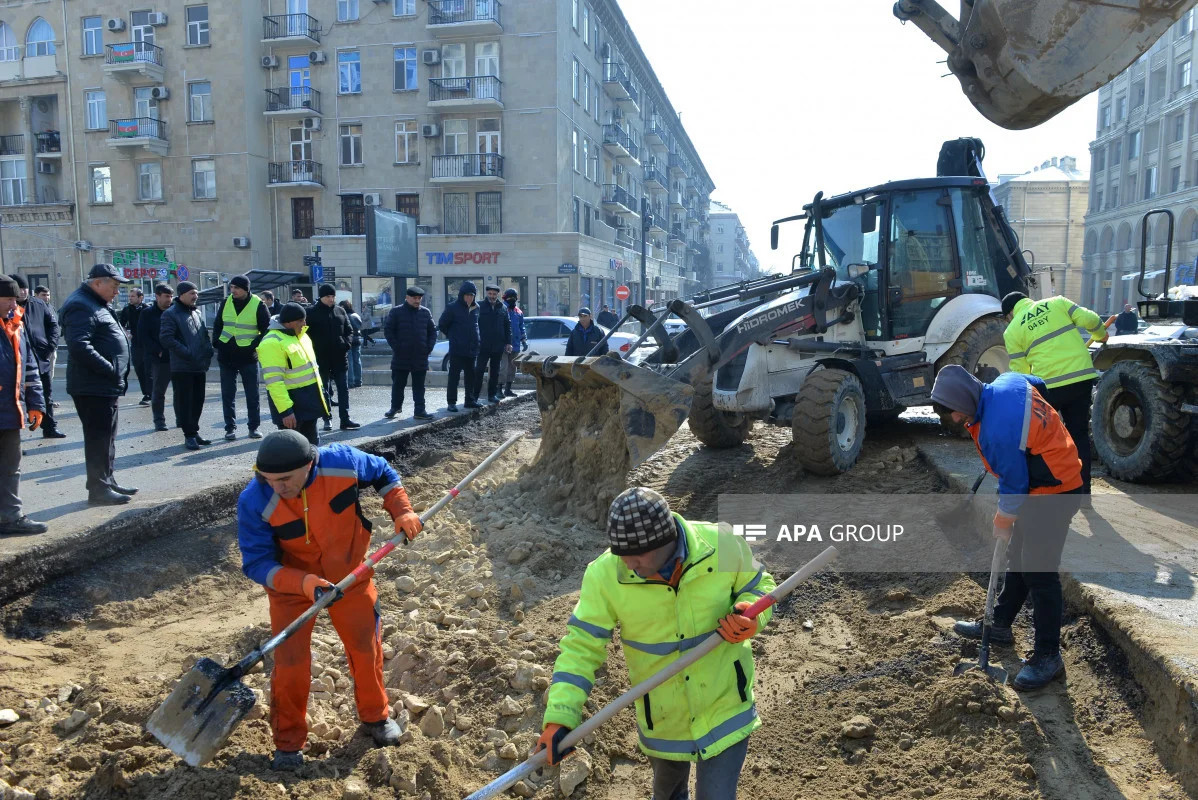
[301,574,336,603]
[717,601,758,643]
[395,511,423,542]
[533,723,574,766]
[27,410,43,431]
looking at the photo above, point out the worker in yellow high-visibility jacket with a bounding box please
[256,303,328,445]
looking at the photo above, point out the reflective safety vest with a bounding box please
[218,295,263,347]
[1004,296,1105,389]
[257,323,327,416]
[545,515,776,762]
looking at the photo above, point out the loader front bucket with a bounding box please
[518,352,694,468]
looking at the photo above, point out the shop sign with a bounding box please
[558,263,578,274]
[109,248,189,282]
[425,251,501,265]
[609,258,626,271]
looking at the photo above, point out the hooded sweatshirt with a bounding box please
[437,281,481,358]
[930,364,984,418]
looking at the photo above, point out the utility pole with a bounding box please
[639,196,651,307]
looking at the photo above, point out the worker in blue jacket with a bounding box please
[565,307,609,357]
[500,288,527,397]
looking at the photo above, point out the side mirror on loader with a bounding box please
[770,224,779,250]
[860,202,878,234]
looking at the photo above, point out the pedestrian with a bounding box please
[437,281,481,413]
[933,365,1084,691]
[257,303,328,445]
[137,284,175,432]
[213,274,270,441]
[339,300,364,388]
[261,290,284,318]
[291,289,309,306]
[474,284,512,405]
[500,288,526,398]
[119,287,152,405]
[236,430,421,770]
[160,280,215,451]
[383,286,436,421]
[33,287,56,405]
[0,275,48,535]
[537,487,774,795]
[58,264,138,506]
[12,275,64,439]
[596,303,619,329]
[306,285,360,432]
[1105,302,1139,336]
[1001,292,1106,503]
[564,307,609,357]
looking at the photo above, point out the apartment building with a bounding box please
[1083,7,1198,315]
[0,0,715,331]
[708,211,759,285]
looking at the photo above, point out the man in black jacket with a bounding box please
[474,284,512,405]
[213,274,270,441]
[437,281,481,412]
[58,264,138,506]
[12,275,64,439]
[383,286,437,420]
[306,284,360,431]
[160,281,215,451]
[119,288,152,405]
[261,290,284,318]
[596,304,619,329]
[137,284,174,432]
[565,308,609,357]
[0,275,47,535]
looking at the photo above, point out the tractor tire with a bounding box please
[688,379,752,448]
[793,368,867,475]
[1091,360,1192,483]
[934,315,1010,436]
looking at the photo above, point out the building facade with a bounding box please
[1083,7,1198,315]
[0,0,715,327]
[707,211,759,285]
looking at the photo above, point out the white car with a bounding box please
[427,316,641,371]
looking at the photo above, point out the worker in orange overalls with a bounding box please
[236,429,423,769]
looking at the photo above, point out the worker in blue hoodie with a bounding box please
[437,281,481,413]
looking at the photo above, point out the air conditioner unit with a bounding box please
[107,18,126,32]
[309,50,327,64]
[150,86,170,101]
[74,240,92,252]
[422,49,440,66]
[36,161,55,174]
[303,117,321,131]
[421,123,439,138]
[261,55,279,69]
[232,236,251,248]
[363,192,381,207]
[148,12,168,26]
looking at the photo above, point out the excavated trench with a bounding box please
[0,400,1190,800]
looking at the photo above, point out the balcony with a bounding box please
[428,0,502,35]
[265,86,322,117]
[104,42,164,84]
[106,117,168,156]
[428,76,503,110]
[643,163,667,192]
[262,14,321,45]
[35,131,61,157]
[602,124,639,165]
[0,134,22,156]
[602,61,639,112]
[602,184,639,216]
[268,160,324,188]
[669,191,685,211]
[668,152,687,177]
[431,153,504,184]
[645,116,668,150]
[669,224,686,244]
[649,209,667,234]
[615,230,635,249]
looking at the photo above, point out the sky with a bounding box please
[619,0,1099,274]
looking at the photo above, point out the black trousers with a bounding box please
[295,417,319,446]
[446,354,477,406]
[390,368,427,413]
[474,351,504,400]
[1044,379,1094,493]
[220,360,261,432]
[38,371,58,433]
[131,347,149,398]
[171,372,207,438]
[322,367,351,424]
[72,394,118,494]
[149,359,172,428]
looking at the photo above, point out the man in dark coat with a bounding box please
[137,284,174,432]
[0,275,47,535]
[474,284,512,405]
[501,288,527,398]
[437,281,481,413]
[565,308,609,357]
[160,281,215,450]
[12,275,64,438]
[119,287,152,404]
[213,274,271,441]
[261,290,284,318]
[58,264,138,505]
[383,286,437,421]
[305,284,359,431]
[596,304,619,329]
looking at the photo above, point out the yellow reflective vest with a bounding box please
[256,321,327,416]
[545,515,776,762]
[218,294,263,347]
[1004,296,1106,389]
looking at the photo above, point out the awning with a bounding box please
[1121,269,1166,281]
[196,269,307,306]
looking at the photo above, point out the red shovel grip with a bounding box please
[742,595,776,619]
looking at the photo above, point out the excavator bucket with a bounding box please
[517,352,694,468]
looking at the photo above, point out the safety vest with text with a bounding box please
[256,321,327,416]
[218,295,263,347]
[1003,296,1104,389]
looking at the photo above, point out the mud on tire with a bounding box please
[1091,360,1192,482]
[688,378,752,448]
[793,368,866,475]
[934,315,1010,436]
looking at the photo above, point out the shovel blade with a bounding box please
[146,658,258,767]
[952,660,1009,685]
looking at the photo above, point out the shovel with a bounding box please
[934,471,987,546]
[147,431,526,767]
[953,536,1009,684]
[462,545,840,800]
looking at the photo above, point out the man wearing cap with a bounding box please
[383,286,436,421]
[11,275,64,439]
[538,487,775,795]
[213,274,270,441]
[118,287,152,405]
[59,264,139,506]
[474,284,512,405]
[237,429,423,769]
[137,284,175,432]
[564,307,609,357]
[257,303,328,445]
[931,365,1084,691]
[0,275,48,535]
[306,284,360,432]
[437,280,481,412]
[500,288,527,398]
[160,281,215,451]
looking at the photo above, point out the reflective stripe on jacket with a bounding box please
[545,515,776,762]
[219,294,263,346]
[1004,296,1103,389]
[256,320,327,417]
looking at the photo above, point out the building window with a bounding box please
[396,193,419,220]
[572,0,578,30]
[25,18,55,58]
[583,137,592,181]
[292,197,314,239]
[290,126,312,162]
[572,129,579,172]
[90,165,111,203]
[1100,105,1111,129]
[395,120,418,163]
[1171,165,1182,193]
[130,11,154,45]
[337,0,359,22]
[137,162,163,201]
[0,159,26,205]
[394,0,415,15]
[0,24,16,62]
[1183,8,1196,36]
[339,50,361,94]
[1175,113,1186,142]
[1115,96,1127,121]
[340,124,363,166]
[393,46,417,90]
[572,196,580,232]
[582,5,590,46]
[1109,185,1119,208]
[1094,149,1105,173]
[342,194,365,235]
[1144,166,1157,199]
[476,41,499,77]
[443,118,467,155]
[1129,129,1141,158]
[85,90,106,130]
[1111,140,1121,166]
[572,58,579,102]
[186,5,209,45]
[477,117,500,156]
[1180,60,1192,90]
[188,81,212,122]
[443,192,468,234]
[82,16,102,55]
[192,159,216,199]
[441,43,465,77]
[476,191,501,234]
[1094,188,1103,211]
[583,202,592,236]
[1132,79,1145,109]
[583,70,590,113]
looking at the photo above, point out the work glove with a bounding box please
[992,511,1017,543]
[27,410,43,431]
[533,723,574,766]
[395,511,423,542]
[717,601,758,643]
[301,574,340,605]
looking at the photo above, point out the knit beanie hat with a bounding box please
[318,283,337,298]
[255,430,317,474]
[176,281,198,295]
[930,365,984,417]
[0,275,17,298]
[280,302,307,324]
[607,487,677,556]
[1001,292,1027,317]
[230,274,251,291]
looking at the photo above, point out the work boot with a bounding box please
[270,750,304,770]
[447,405,459,413]
[185,437,201,451]
[0,515,48,535]
[384,407,401,419]
[340,420,361,431]
[364,718,403,747]
[414,410,433,420]
[1013,652,1065,691]
[323,419,334,432]
[42,429,66,439]
[952,618,1014,645]
[225,430,237,441]
[112,484,139,496]
[249,429,263,439]
[195,436,212,446]
[88,488,131,506]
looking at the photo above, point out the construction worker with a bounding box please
[932,365,1083,691]
[1001,292,1106,500]
[237,429,423,769]
[0,274,48,536]
[257,303,328,446]
[537,488,775,797]
[213,274,270,441]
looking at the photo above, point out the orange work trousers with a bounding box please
[267,579,390,752]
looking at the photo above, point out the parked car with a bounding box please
[426,316,642,371]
